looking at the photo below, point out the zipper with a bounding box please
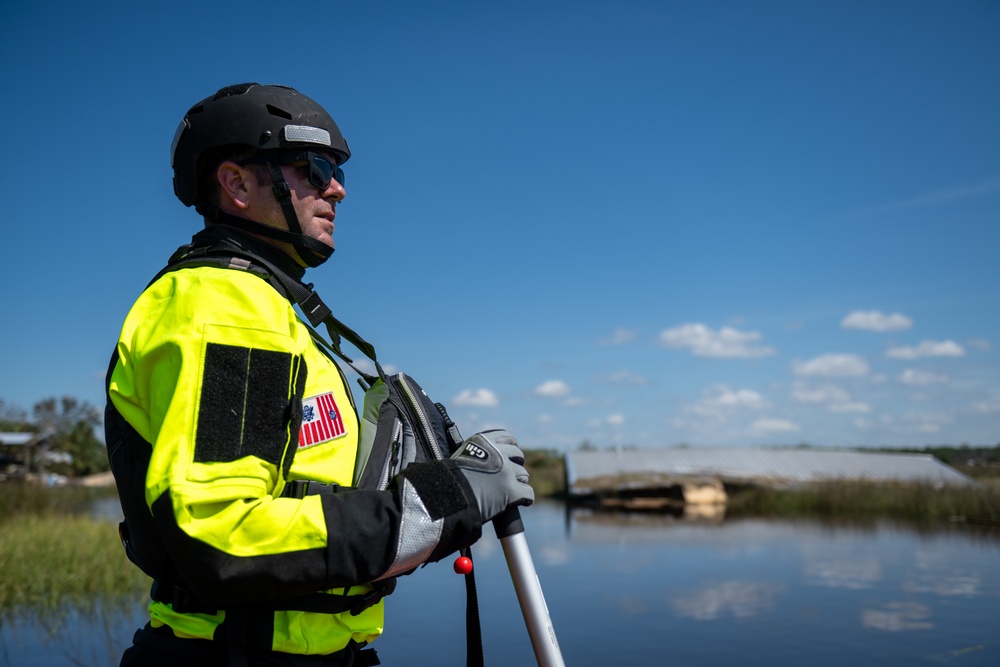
[397,373,446,461]
[377,418,403,491]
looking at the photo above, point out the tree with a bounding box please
[0,398,29,431]
[32,396,108,476]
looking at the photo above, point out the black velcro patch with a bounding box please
[399,462,468,521]
[195,343,294,465]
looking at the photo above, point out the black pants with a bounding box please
[121,624,380,667]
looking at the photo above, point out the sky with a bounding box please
[1,1,997,451]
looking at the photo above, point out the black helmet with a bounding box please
[171,83,350,207]
[170,83,350,268]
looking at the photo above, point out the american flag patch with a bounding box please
[298,392,347,448]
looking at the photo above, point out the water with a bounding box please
[3,500,998,666]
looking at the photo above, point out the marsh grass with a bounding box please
[0,484,149,621]
[726,478,1000,527]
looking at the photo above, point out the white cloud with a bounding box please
[537,413,555,424]
[686,385,771,416]
[841,310,913,332]
[713,388,770,409]
[898,369,949,386]
[599,327,637,345]
[886,340,966,359]
[607,413,625,427]
[791,382,851,405]
[793,354,869,377]
[452,388,499,407]
[350,359,398,377]
[659,323,775,358]
[749,418,800,435]
[790,382,870,413]
[535,380,571,398]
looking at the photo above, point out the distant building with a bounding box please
[0,430,60,478]
[566,447,975,508]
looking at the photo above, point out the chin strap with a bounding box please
[263,156,334,268]
[197,158,335,269]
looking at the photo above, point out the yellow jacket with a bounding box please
[106,235,481,655]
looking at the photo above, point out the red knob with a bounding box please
[453,556,473,575]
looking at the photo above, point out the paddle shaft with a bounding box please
[493,507,566,667]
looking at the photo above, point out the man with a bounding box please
[106,82,534,666]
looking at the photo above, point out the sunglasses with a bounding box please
[246,151,344,190]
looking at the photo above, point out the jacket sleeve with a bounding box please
[110,268,481,606]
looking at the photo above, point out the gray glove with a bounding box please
[450,429,534,523]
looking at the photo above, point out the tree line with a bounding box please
[0,396,107,477]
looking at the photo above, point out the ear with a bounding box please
[216,161,254,210]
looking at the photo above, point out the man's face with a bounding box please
[251,151,346,251]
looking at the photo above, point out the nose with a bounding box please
[324,177,346,202]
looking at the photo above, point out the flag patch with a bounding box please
[299,392,347,448]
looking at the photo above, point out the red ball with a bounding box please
[453,556,473,575]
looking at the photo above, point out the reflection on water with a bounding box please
[862,601,934,632]
[3,500,999,666]
[1,602,146,667]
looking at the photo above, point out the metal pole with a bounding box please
[494,508,566,667]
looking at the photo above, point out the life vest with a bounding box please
[107,230,478,662]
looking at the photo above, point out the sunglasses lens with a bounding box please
[307,154,344,190]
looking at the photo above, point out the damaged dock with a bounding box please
[565,447,975,513]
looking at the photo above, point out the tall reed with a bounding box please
[0,484,149,620]
[726,479,1000,526]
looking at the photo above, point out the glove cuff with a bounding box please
[397,461,483,562]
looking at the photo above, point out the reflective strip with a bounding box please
[382,478,442,578]
[283,125,331,146]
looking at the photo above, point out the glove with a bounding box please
[450,429,534,523]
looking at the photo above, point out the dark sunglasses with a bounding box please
[246,151,344,190]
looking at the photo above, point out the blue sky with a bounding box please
[1,1,997,450]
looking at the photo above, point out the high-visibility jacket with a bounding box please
[106,229,482,656]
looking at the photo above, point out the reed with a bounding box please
[726,478,1000,526]
[0,484,149,619]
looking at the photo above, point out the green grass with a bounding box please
[0,484,149,620]
[523,449,566,498]
[725,478,1000,526]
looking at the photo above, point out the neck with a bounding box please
[194,220,308,281]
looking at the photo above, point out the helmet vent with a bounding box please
[266,104,293,121]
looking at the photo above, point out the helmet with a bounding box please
[170,83,350,268]
[171,83,350,207]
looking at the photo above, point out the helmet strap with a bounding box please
[249,157,334,268]
[200,156,335,269]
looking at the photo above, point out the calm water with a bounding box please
[3,500,998,666]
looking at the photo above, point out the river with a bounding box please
[2,500,998,666]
